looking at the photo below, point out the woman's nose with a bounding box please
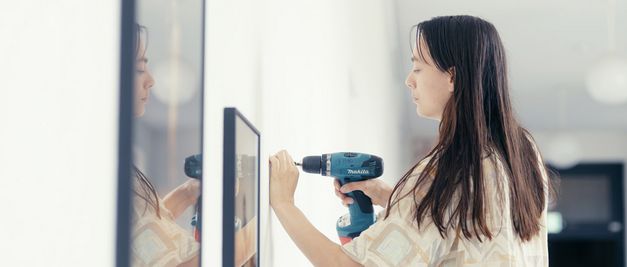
[145,70,155,89]
[405,73,413,90]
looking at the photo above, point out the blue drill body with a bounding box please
[184,153,202,241]
[299,152,384,244]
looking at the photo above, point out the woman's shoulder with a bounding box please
[384,156,436,220]
[408,155,435,177]
[405,154,501,184]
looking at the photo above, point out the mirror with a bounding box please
[129,0,204,266]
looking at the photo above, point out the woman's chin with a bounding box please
[415,106,424,118]
[416,107,439,121]
[134,107,146,118]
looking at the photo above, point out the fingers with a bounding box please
[333,180,354,207]
[283,150,295,166]
[188,179,200,187]
[279,150,288,169]
[333,180,341,198]
[340,180,370,194]
[270,150,299,177]
[185,179,201,196]
[269,155,279,169]
[274,150,294,171]
[269,150,299,207]
[335,189,353,206]
[342,196,354,206]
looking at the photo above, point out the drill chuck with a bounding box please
[184,154,202,179]
[301,156,323,175]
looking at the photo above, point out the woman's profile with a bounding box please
[269,15,555,267]
[130,24,201,267]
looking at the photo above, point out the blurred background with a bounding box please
[1,0,627,266]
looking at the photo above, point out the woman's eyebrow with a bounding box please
[137,57,148,63]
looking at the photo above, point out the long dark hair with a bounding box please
[135,23,148,57]
[132,23,161,219]
[133,165,161,219]
[385,15,557,242]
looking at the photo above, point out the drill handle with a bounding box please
[349,190,374,214]
[339,179,374,215]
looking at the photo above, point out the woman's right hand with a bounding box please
[333,179,393,208]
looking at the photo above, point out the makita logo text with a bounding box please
[347,169,369,175]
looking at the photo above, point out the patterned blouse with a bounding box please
[342,153,549,267]
[130,180,200,267]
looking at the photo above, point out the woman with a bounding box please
[130,24,201,267]
[270,15,555,266]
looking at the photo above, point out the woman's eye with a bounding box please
[413,69,421,73]
[136,69,145,74]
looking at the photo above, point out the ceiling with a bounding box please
[393,0,627,136]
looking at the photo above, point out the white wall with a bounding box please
[203,0,404,266]
[0,1,120,266]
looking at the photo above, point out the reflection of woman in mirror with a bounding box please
[131,23,200,267]
[235,155,257,267]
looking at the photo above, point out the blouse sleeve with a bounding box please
[341,158,443,267]
[131,197,200,267]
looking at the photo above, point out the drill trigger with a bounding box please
[351,190,374,214]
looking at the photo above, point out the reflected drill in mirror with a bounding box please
[184,153,202,241]
[130,24,201,267]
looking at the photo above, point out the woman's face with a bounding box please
[404,37,454,121]
[134,40,155,117]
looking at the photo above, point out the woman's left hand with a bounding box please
[163,179,201,219]
[184,179,201,200]
[269,150,299,208]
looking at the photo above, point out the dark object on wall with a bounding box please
[547,163,624,267]
[223,107,260,267]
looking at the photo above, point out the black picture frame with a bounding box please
[223,107,261,267]
[116,0,136,265]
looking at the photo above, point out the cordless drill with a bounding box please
[184,154,202,242]
[297,152,384,245]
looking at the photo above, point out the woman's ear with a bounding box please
[447,67,455,92]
